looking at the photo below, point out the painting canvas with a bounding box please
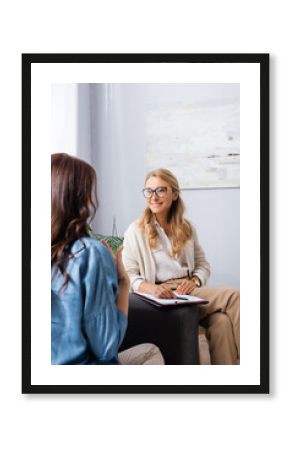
[146,93,240,189]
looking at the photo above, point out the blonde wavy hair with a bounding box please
[139,168,192,256]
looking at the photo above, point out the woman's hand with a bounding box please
[101,241,130,287]
[152,284,176,299]
[175,279,197,295]
[101,241,129,315]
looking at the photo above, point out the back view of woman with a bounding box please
[51,153,163,365]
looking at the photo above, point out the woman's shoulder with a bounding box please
[71,237,111,260]
[70,237,116,277]
[124,219,142,236]
[184,218,197,231]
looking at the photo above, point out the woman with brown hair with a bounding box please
[122,168,240,365]
[51,153,164,365]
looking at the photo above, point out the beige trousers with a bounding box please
[163,279,240,365]
[118,343,165,365]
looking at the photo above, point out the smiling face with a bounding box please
[144,176,178,219]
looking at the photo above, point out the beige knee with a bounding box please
[205,312,238,365]
[206,311,232,331]
[142,343,165,365]
[119,343,165,365]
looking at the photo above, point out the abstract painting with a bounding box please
[146,97,240,189]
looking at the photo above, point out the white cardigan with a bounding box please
[122,219,211,292]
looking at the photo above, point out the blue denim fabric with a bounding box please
[51,237,127,365]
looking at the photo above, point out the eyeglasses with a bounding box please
[142,186,168,198]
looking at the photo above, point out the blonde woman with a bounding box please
[122,168,240,365]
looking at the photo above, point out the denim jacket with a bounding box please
[51,237,127,365]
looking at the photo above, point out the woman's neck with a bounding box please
[155,214,170,234]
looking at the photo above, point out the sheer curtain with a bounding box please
[89,83,146,236]
[51,83,146,236]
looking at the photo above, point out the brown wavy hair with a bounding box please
[51,153,98,286]
[139,168,192,256]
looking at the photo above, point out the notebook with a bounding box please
[135,291,209,307]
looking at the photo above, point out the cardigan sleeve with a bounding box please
[122,224,146,292]
[191,225,211,286]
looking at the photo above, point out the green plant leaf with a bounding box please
[86,224,124,255]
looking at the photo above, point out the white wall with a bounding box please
[51,83,240,288]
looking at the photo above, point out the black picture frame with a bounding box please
[22,53,269,394]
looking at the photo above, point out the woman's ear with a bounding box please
[172,191,179,201]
